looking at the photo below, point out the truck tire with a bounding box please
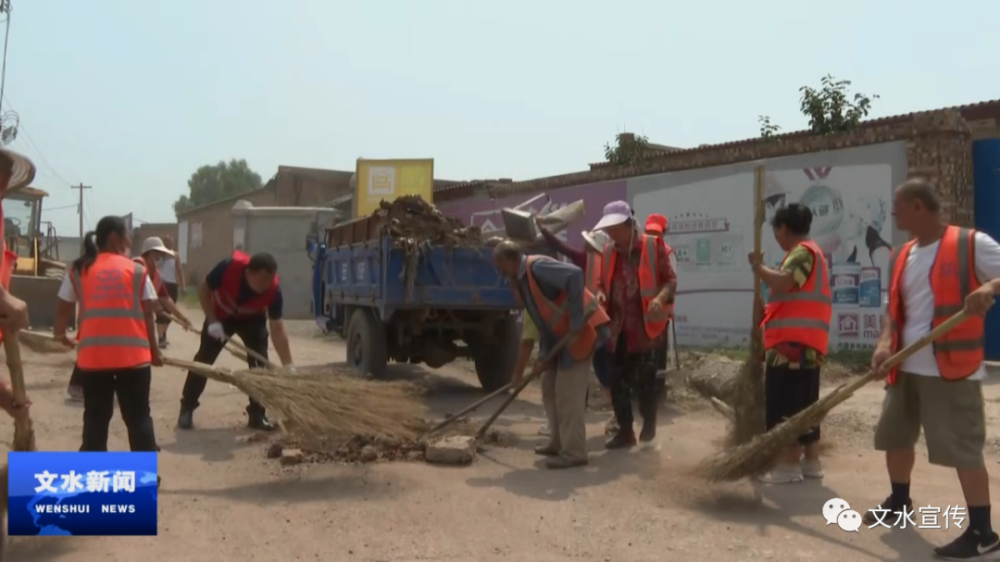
[346,308,388,378]
[471,315,519,392]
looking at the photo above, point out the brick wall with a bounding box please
[132,223,178,250]
[472,108,976,228]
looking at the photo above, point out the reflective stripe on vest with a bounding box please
[524,255,610,362]
[761,240,833,355]
[73,253,152,370]
[600,234,670,338]
[887,226,983,384]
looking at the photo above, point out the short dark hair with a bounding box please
[771,203,812,236]
[896,177,941,212]
[492,240,523,262]
[247,252,278,274]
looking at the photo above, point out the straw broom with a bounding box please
[161,312,276,368]
[16,330,73,355]
[697,308,972,482]
[725,164,768,446]
[4,335,35,452]
[163,357,426,439]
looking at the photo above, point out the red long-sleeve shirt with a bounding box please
[603,236,677,353]
[538,227,588,270]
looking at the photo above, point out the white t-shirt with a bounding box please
[57,270,158,303]
[158,257,177,284]
[891,231,1000,381]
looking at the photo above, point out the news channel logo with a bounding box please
[8,451,158,536]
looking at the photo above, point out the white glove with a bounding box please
[206,322,226,341]
[285,365,297,374]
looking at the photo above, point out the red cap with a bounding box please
[645,214,668,234]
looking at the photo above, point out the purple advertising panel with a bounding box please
[437,180,627,250]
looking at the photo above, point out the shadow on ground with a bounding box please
[162,473,402,504]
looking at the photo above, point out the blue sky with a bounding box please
[5,0,998,235]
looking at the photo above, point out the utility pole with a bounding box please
[71,183,91,238]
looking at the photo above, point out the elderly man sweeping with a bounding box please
[865,178,1000,561]
[493,240,609,469]
[533,217,617,435]
[594,201,677,448]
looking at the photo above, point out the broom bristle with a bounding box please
[172,359,426,439]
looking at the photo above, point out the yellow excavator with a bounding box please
[3,185,71,328]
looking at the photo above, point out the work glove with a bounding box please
[207,322,226,341]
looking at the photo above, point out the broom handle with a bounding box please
[751,164,766,333]
[164,313,277,370]
[829,308,972,399]
[424,381,514,435]
[671,320,681,369]
[3,335,28,412]
[475,311,595,439]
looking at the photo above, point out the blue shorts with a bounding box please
[592,343,613,389]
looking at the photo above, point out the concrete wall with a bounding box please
[233,204,342,319]
[625,142,907,351]
[133,223,178,249]
[178,166,354,283]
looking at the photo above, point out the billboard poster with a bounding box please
[355,159,434,217]
[631,165,893,351]
[436,180,627,252]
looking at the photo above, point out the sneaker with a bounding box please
[934,527,1000,560]
[66,386,84,402]
[758,464,804,484]
[801,458,824,479]
[537,424,550,436]
[862,495,913,526]
[158,339,169,349]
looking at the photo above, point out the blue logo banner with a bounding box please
[7,452,158,536]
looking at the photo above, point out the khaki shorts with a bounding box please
[873,372,986,469]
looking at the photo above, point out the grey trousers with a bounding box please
[540,359,591,462]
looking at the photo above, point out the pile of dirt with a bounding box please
[264,419,516,466]
[374,195,483,248]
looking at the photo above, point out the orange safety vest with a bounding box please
[72,253,152,370]
[886,226,983,384]
[133,257,164,295]
[761,240,833,355]
[524,255,610,362]
[600,234,671,338]
[584,250,603,294]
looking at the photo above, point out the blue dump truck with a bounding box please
[308,215,521,391]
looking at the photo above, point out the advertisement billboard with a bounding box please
[354,159,434,217]
[630,164,894,351]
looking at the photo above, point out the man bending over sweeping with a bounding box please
[533,217,617,436]
[748,203,831,484]
[593,201,676,449]
[866,178,1000,561]
[177,251,295,431]
[494,240,609,469]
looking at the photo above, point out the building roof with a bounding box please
[588,98,1000,169]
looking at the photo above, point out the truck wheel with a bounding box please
[346,308,388,378]
[471,315,519,392]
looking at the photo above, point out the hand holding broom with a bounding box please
[162,312,278,370]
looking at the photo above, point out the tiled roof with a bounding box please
[588,98,1000,169]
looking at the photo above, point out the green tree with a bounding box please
[604,132,651,166]
[173,159,263,214]
[759,75,878,138]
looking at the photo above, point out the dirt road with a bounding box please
[5,307,1000,562]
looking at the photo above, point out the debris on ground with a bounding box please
[279,448,305,466]
[374,195,483,248]
[425,435,477,465]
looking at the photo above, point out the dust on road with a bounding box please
[4,305,1000,562]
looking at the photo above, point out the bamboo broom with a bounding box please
[4,335,35,452]
[162,312,276,369]
[697,309,972,482]
[163,357,426,439]
[16,330,73,355]
[725,164,768,446]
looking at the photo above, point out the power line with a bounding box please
[2,95,74,186]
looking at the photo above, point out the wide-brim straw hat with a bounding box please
[0,148,36,192]
[140,236,175,257]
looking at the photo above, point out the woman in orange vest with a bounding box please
[594,201,676,448]
[0,148,34,420]
[136,236,193,331]
[644,214,676,403]
[749,203,831,484]
[53,215,163,458]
